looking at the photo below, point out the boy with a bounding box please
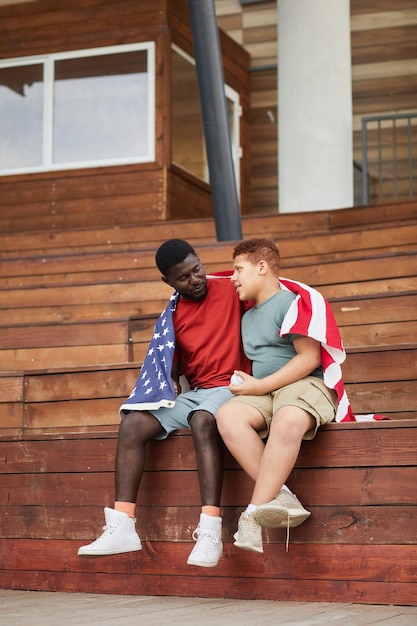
[216,238,339,553]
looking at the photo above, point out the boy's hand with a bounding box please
[229,370,262,395]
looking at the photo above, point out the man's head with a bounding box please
[156,238,207,300]
[232,238,281,301]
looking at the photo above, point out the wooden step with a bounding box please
[1,221,417,288]
[0,420,416,604]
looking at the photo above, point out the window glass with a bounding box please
[0,63,43,169]
[53,51,149,164]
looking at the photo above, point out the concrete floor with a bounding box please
[1,590,417,625]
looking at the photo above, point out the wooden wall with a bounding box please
[215,0,417,212]
[1,420,416,605]
[0,0,250,232]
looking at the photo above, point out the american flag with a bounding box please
[279,277,388,422]
[119,293,179,414]
[120,275,388,422]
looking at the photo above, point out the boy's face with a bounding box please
[231,254,260,301]
[163,253,207,300]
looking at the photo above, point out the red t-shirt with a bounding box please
[173,277,251,389]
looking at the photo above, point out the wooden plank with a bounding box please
[1,465,415,508]
[0,299,162,326]
[1,251,415,311]
[340,319,417,349]
[22,397,124,430]
[1,222,416,282]
[23,364,137,403]
[343,347,417,383]
[0,345,129,372]
[0,320,128,349]
[0,498,416,546]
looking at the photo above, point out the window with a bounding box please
[0,42,155,175]
[171,45,242,196]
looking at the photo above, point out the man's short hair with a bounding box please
[155,239,197,276]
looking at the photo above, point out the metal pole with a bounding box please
[361,118,369,205]
[187,0,242,241]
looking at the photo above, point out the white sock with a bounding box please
[281,484,293,495]
[244,503,258,516]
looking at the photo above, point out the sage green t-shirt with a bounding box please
[241,290,323,380]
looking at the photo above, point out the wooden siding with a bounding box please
[0,200,416,603]
[0,0,250,232]
[0,421,416,605]
[215,0,417,212]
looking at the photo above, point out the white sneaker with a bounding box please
[78,507,142,557]
[233,512,263,554]
[187,513,223,568]
[255,490,311,528]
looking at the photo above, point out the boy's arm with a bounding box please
[230,336,322,396]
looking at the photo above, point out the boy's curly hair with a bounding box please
[233,238,281,276]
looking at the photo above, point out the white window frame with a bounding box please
[0,42,155,175]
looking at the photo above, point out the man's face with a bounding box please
[163,253,207,300]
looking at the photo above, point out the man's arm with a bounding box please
[171,359,182,396]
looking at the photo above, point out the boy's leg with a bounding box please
[251,405,313,505]
[216,401,268,553]
[253,405,313,528]
[216,401,267,481]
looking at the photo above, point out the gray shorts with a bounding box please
[145,387,233,440]
[227,376,337,440]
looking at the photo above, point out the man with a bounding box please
[216,238,339,554]
[78,238,251,567]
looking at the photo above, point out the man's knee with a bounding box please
[119,410,163,442]
[189,410,218,440]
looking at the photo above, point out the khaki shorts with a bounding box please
[227,376,338,440]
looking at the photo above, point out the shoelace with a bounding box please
[191,528,220,554]
[93,521,120,544]
[285,515,290,553]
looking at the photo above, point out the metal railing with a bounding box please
[361,112,417,205]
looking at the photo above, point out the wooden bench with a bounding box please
[1,200,416,258]
[0,419,416,605]
[1,221,417,289]
[0,252,415,370]
[1,244,416,371]
[0,203,416,604]
[1,337,416,437]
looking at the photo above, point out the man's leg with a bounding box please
[78,411,163,557]
[186,410,224,567]
[189,409,224,507]
[115,410,164,501]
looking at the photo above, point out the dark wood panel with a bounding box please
[350,0,417,14]
[1,502,416,545]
